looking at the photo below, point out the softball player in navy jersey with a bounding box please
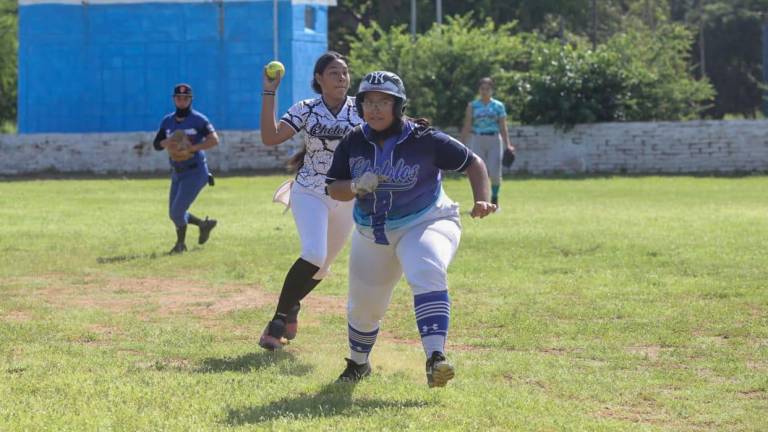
[326,71,496,387]
[258,51,362,350]
[153,83,218,254]
[460,77,515,207]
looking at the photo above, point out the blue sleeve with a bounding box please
[153,117,168,151]
[326,133,353,183]
[196,113,214,138]
[496,100,507,117]
[432,131,476,172]
[153,127,167,151]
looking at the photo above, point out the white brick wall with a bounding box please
[504,120,768,174]
[1,120,767,176]
[0,131,301,175]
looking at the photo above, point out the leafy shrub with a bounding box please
[347,16,713,128]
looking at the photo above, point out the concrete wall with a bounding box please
[1,120,767,176]
[17,0,329,133]
[0,130,301,175]
[506,120,768,174]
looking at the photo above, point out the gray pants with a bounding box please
[469,134,502,185]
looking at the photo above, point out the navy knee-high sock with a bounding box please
[414,290,451,357]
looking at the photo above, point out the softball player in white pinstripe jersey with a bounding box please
[259,51,362,350]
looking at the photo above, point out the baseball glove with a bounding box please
[167,130,193,162]
[352,172,385,196]
[502,147,516,168]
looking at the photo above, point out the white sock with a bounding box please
[349,351,369,365]
[421,335,446,357]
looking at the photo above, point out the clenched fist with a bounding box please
[470,201,497,218]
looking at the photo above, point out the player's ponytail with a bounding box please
[410,117,431,128]
[286,146,306,173]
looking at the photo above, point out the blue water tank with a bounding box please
[17,0,331,133]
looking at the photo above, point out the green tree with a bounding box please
[347,15,527,127]
[332,0,766,118]
[0,3,18,131]
[685,0,768,117]
[347,15,711,128]
[518,24,713,127]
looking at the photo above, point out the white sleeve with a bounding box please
[280,101,307,133]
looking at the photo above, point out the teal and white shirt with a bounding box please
[470,98,506,134]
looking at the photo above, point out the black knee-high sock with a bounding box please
[296,278,322,304]
[273,258,320,321]
[187,213,202,226]
[285,278,320,322]
[176,224,187,244]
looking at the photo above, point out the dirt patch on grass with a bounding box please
[692,329,730,345]
[86,324,124,338]
[626,345,672,361]
[11,275,345,322]
[595,401,670,426]
[503,374,550,390]
[379,330,422,348]
[738,389,767,400]
[135,357,194,372]
[2,310,32,322]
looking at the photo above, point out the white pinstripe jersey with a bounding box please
[280,96,362,193]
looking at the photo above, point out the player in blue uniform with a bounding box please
[326,71,496,387]
[460,77,515,207]
[153,83,219,254]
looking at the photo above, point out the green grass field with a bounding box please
[1,174,766,431]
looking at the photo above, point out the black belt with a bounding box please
[475,131,498,136]
[173,162,198,173]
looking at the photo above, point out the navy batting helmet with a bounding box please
[356,71,407,118]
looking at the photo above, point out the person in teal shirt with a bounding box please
[461,77,515,207]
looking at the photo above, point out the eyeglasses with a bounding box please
[362,100,394,111]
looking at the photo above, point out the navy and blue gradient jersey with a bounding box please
[326,120,476,242]
[153,109,215,168]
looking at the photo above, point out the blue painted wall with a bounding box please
[18,1,329,133]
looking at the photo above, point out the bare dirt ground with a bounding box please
[2,274,345,326]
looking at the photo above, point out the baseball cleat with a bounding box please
[198,217,217,244]
[426,351,454,388]
[284,304,300,340]
[337,358,371,383]
[169,242,187,255]
[258,319,288,351]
